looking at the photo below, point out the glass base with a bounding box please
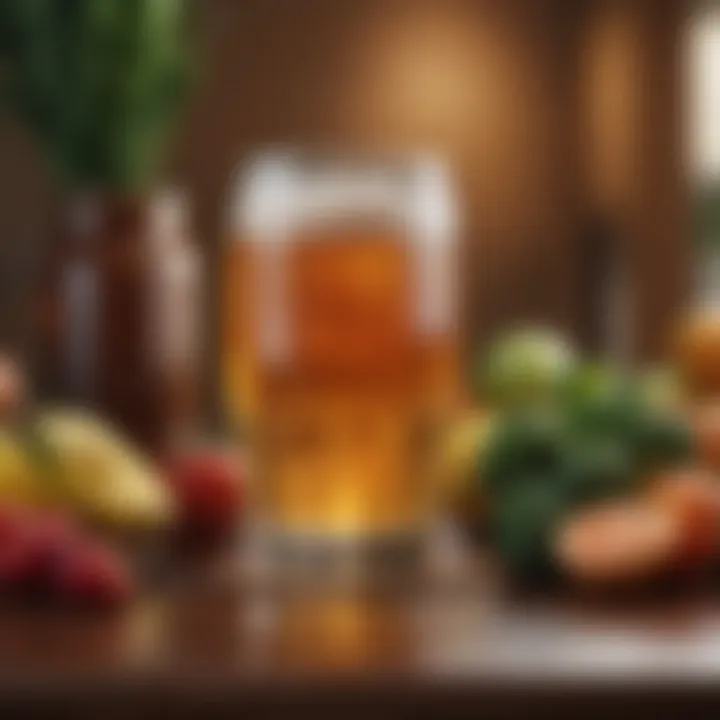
[249,524,428,587]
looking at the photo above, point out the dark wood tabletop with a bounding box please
[3,531,720,718]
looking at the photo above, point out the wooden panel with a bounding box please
[0,0,688,417]
[578,0,691,362]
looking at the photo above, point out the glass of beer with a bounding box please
[223,152,458,561]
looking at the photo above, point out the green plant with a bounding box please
[0,0,192,192]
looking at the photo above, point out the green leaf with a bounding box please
[1,0,193,190]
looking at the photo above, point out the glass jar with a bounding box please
[223,152,459,557]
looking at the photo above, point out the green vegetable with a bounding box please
[482,407,566,497]
[491,483,566,581]
[564,365,643,438]
[631,410,694,474]
[564,364,694,473]
[476,330,698,584]
[559,436,634,504]
[481,328,576,409]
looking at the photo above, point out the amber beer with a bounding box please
[224,155,457,551]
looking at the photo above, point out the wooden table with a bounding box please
[3,533,720,718]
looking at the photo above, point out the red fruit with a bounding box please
[648,469,720,568]
[0,507,132,608]
[54,543,132,608]
[0,509,79,592]
[0,536,41,589]
[34,510,80,548]
[167,449,245,535]
[0,505,25,545]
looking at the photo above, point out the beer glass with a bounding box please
[224,152,458,558]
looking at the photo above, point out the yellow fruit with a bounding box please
[436,411,492,528]
[0,431,52,507]
[36,408,175,530]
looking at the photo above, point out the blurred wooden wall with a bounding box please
[577,0,691,361]
[0,0,691,418]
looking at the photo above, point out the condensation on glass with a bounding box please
[224,152,459,557]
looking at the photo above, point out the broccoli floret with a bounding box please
[564,365,644,439]
[630,410,695,474]
[481,408,566,497]
[559,436,634,504]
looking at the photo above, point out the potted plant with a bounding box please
[0,0,200,450]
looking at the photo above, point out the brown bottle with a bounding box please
[38,191,202,452]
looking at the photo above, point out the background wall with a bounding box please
[0,0,690,417]
[578,0,690,361]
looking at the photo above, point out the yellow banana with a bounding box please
[0,431,54,507]
[35,409,175,530]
